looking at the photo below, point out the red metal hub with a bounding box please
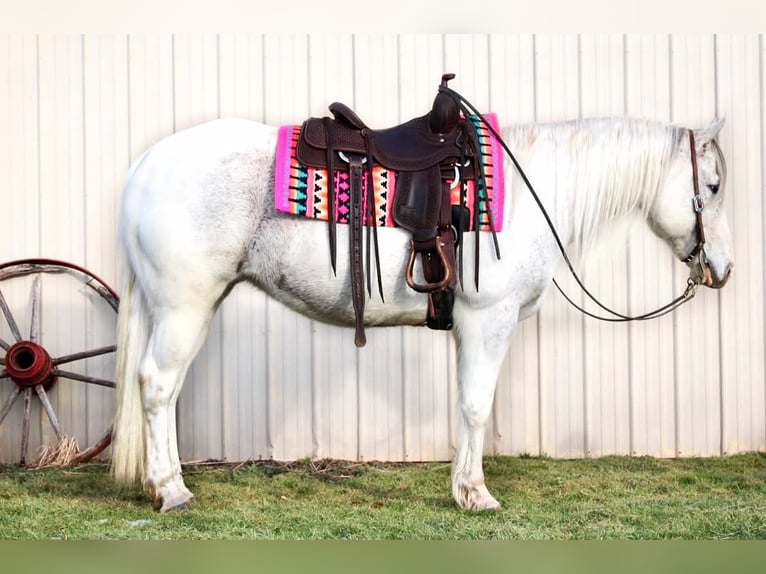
[4,340,55,389]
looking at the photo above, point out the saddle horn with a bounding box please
[429,74,460,134]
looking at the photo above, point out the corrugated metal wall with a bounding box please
[1,34,764,464]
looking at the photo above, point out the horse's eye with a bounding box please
[707,183,720,194]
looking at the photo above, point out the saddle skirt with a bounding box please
[274,113,506,232]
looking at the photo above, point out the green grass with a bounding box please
[1,454,765,540]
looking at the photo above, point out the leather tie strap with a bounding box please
[366,144,384,302]
[323,117,338,275]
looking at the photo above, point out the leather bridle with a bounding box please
[438,84,712,322]
[681,130,709,274]
[549,130,710,322]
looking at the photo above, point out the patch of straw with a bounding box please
[29,435,80,468]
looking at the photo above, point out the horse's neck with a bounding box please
[504,118,680,253]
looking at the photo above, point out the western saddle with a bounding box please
[296,74,492,347]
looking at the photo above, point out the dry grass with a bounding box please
[29,435,80,468]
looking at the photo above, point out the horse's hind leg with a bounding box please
[140,300,221,512]
[451,302,517,511]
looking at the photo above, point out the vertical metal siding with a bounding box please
[717,34,766,455]
[0,34,764,464]
[624,34,675,458]
[579,34,631,458]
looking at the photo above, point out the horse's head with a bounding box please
[649,119,733,289]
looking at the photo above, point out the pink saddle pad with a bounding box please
[274,113,505,232]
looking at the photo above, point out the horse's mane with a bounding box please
[505,117,688,254]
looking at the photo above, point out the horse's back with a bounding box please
[128,118,276,179]
[122,117,277,218]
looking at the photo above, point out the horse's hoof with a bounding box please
[150,481,195,512]
[454,482,501,512]
[473,498,501,512]
[462,492,501,512]
[158,493,194,513]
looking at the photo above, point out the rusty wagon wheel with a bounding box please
[0,258,118,466]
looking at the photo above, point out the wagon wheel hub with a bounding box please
[4,340,56,390]
[0,258,119,465]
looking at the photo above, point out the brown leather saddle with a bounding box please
[296,74,488,347]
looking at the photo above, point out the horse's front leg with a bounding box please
[451,301,517,511]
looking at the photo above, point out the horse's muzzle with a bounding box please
[689,248,732,289]
[711,263,733,289]
[699,262,733,289]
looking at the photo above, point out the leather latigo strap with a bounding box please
[348,156,367,347]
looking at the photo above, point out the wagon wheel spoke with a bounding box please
[0,259,119,465]
[0,287,23,342]
[51,368,116,389]
[34,384,63,441]
[20,388,32,465]
[53,345,116,366]
[29,275,41,342]
[0,386,22,428]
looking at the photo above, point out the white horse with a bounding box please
[112,113,733,512]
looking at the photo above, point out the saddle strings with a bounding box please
[439,85,698,323]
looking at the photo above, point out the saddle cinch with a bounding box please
[296,74,493,347]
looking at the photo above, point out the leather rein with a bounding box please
[551,129,708,322]
[440,85,709,323]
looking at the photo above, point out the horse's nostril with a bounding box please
[713,263,734,288]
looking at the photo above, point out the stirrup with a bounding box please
[405,238,453,293]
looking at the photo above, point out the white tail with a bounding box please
[111,246,149,485]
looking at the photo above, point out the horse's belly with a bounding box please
[260,282,429,328]
[247,218,429,328]
[255,273,429,329]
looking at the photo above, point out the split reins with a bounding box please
[439,85,708,323]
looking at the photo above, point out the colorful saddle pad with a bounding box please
[274,113,505,232]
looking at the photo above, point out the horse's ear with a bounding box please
[694,117,726,146]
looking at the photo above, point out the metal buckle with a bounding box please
[449,159,471,190]
[450,166,461,190]
[684,277,699,299]
[692,194,705,213]
[337,151,367,165]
